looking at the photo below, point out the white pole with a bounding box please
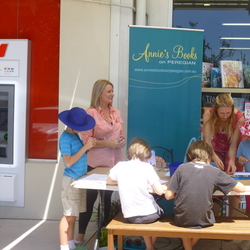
[135,0,147,25]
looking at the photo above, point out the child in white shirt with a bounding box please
[107,138,165,250]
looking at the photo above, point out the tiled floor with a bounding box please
[0,219,96,250]
[0,218,248,250]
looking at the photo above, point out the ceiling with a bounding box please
[173,0,250,11]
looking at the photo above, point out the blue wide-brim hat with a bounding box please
[58,107,95,131]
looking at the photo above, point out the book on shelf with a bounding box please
[232,97,245,113]
[245,101,250,120]
[220,60,244,88]
[243,65,250,88]
[202,62,213,87]
[210,67,222,88]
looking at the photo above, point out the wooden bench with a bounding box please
[106,213,250,250]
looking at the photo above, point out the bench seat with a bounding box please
[106,213,250,250]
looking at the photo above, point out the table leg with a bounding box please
[94,190,106,250]
[108,230,114,250]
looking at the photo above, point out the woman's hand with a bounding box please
[214,154,224,171]
[117,137,126,148]
[226,161,237,175]
[108,140,120,149]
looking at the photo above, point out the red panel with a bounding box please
[0,0,60,159]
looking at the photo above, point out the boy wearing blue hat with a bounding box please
[58,107,96,250]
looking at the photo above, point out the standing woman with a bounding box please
[76,79,126,243]
[203,93,245,216]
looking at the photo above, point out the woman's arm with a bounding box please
[227,114,245,174]
[203,109,224,170]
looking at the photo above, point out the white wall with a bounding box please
[0,0,171,220]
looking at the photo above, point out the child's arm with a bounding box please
[231,182,246,193]
[165,188,175,200]
[237,156,247,167]
[106,176,118,185]
[63,138,95,167]
[152,182,165,195]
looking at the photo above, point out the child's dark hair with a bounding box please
[186,141,213,162]
[127,138,152,161]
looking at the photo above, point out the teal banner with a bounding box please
[128,26,204,162]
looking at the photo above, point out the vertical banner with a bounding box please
[128,26,204,162]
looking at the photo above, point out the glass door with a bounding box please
[0,85,14,164]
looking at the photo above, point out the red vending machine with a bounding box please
[0,39,30,207]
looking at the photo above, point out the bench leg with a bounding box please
[118,235,123,250]
[108,230,114,250]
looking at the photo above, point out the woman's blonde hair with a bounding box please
[90,79,114,109]
[127,138,152,161]
[186,141,213,163]
[205,93,235,139]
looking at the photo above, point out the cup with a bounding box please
[163,162,170,172]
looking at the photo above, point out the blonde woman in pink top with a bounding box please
[76,79,126,243]
[203,93,245,217]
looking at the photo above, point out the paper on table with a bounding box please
[233,172,250,175]
[77,174,108,186]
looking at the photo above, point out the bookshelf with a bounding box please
[201,88,250,121]
[200,88,250,139]
[202,88,250,94]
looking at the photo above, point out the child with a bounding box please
[58,107,96,250]
[237,119,250,217]
[107,138,165,250]
[165,141,245,250]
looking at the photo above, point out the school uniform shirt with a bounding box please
[80,106,124,168]
[167,162,237,228]
[109,160,160,218]
[59,131,87,180]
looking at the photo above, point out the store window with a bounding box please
[173,1,250,122]
[173,3,250,67]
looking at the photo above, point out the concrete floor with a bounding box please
[0,218,248,250]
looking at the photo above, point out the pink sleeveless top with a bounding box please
[210,109,245,153]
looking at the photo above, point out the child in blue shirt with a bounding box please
[237,119,250,217]
[58,107,96,250]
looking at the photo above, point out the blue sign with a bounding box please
[128,26,204,162]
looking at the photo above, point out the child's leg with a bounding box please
[67,216,76,240]
[59,215,76,245]
[245,195,250,216]
[228,196,240,217]
[151,236,157,246]
[182,238,193,250]
[143,236,155,250]
[60,216,69,245]
[191,238,199,247]
[182,238,199,250]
